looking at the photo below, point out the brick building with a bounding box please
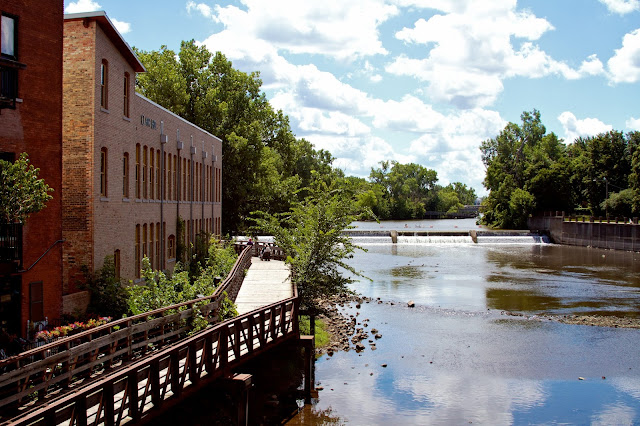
[62,12,222,310]
[0,1,64,337]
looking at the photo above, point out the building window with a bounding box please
[167,153,172,200]
[149,223,154,270]
[1,14,17,59]
[143,146,148,199]
[29,281,44,322]
[135,224,140,278]
[162,222,166,268]
[142,224,147,261]
[182,158,186,201]
[135,144,140,198]
[173,155,177,201]
[168,235,175,259]
[114,249,121,280]
[100,59,108,109]
[123,72,130,117]
[122,153,129,198]
[156,151,160,200]
[1,14,20,109]
[149,148,154,199]
[156,223,160,269]
[100,147,108,197]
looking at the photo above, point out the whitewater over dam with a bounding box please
[344,229,551,245]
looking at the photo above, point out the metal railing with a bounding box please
[0,223,22,265]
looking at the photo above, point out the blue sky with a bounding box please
[64,0,640,194]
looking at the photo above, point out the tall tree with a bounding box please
[250,179,369,315]
[135,41,340,234]
[480,110,567,228]
[369,161,438,219]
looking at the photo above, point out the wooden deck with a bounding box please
[235,257,293,314]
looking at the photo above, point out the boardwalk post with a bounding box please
[222,373,252,426]
[300,335,315,404]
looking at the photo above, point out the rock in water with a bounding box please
[407,300,415,308]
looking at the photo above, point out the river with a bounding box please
[289,219,640,425]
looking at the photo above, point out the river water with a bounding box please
[289,219,640,425]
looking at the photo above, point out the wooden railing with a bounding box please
[6,292,299,426]
[0,246,253,416]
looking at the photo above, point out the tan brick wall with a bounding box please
[63,15,223,288]
[62,19,96,293]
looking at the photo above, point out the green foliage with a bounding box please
[0,152,53,223]
[176,217,186,263]
[480,111,639,226]
[251,179,370,315]
[128,239,239,330]
[82,256,129,319]
[480,110,568,228]
[369,161,438,219]
[299,316,330,348]
[218,291,238,321]
[602,189,637,218]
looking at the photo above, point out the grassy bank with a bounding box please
[298,315,330,348]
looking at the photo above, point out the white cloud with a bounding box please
[607,29,640,84]
[65,1,131,34]
[65,0,101,13]
[189,0,397,60]
[111,18,131,34]
[387,2,606,108]
[598,0,640,14]
[558,111,613,143]
[579,54,606,76]
[627,116,640,130]
[186,1,215,20]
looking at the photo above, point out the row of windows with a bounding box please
[99,146,221,203]
[133,219,218,278]
[100,58,130,118]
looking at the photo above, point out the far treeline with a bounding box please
[481,110,640,229]
[134,41,477,232]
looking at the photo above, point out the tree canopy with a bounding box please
[134,41,339,234]
[250,179,370,314]
[480,109,640,228]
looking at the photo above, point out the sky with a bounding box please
[64,0,640,195]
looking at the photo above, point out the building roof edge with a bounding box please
[135,92,223,145]
[64,11,145,73]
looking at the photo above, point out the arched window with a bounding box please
[168,235,176,259]
[100,147,108,197]
[135,144,140,198]
[123,72,130,117]
[114,249,121,280]
[100,59,108,109]
[135,225,140,278]
[122,153,129,198]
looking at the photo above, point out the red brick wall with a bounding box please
[0,0,64,335]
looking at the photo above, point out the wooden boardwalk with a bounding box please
[235,257,293,314]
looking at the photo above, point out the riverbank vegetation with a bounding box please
[82,239,238,322]
[481,110,640,229]
[251,179,369,316]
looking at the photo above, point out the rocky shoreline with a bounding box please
[316,294,640,356]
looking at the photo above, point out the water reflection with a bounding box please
[304,302,640,424]
[486,288,563,312]
[300,229,640,424]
